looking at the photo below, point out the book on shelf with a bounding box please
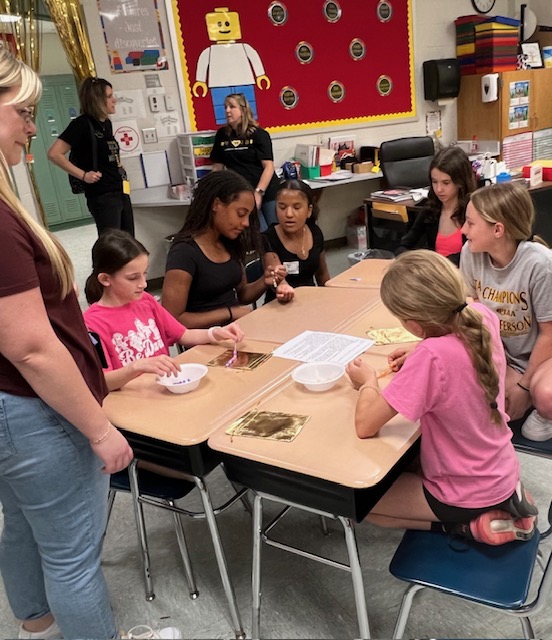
[371,187,429,203]
[370,188,413,202]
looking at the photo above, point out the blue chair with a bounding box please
[107,460,198,601]
[389,529,551,639]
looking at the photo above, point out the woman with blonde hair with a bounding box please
[0,47,179,640]
[210,92,279,230]
[346,250,537,546]
[460,182,552,441]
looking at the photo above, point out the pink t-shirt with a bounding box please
[382,302,519,508]
[435,227,463,258]
[84,292,186,370]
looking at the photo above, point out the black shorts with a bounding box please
[423,485,515,523]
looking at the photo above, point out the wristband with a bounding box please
[227,306,233,322]
[90,423,111,445]
[207,326,220,342]
[358,383,380,395]
[82,170,87,181]
[517,381,530,392]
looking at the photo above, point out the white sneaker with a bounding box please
[18,620,62,639]
[521,410,552,441]
[123,625,182,639]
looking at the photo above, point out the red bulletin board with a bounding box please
[172,0,415,133]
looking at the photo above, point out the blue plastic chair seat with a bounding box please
[110,468,196,501]
[390,529,540,609]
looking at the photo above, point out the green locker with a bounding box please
[31,75,92,229]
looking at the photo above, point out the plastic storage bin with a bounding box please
[177,131,216,183]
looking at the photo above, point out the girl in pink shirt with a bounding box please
[84,229,244,390]
[346,250,537,545]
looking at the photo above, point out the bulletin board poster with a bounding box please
[98,0,168,73]
[172,0,415,132]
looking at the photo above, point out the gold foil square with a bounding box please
[225,410,309,442]
[208,350,271,370]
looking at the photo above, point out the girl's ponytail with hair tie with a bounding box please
[454,302,468,313]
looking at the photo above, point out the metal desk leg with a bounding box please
[339,516,370,640]
[194,475,245,639]
[128,459,156,600]
[251,493,263,640]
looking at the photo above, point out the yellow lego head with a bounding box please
[205,7,241,42]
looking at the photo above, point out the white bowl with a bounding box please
[291,362,345,392]
[157,364,208,394]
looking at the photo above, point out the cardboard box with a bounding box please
[346,224,368,251]
[523,161,552,181]
[353,162,374,174]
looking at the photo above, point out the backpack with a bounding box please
[68,117,98,194]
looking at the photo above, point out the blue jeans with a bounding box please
[259,199,277,232]
[0,392,117,639]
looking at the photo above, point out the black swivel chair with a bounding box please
[368,136,435,249]
[378,135,435,189]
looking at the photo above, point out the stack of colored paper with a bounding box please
[475,16,520,74]
[455,15,487,76]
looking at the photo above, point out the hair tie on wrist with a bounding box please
[454,302,468,313]
[207,326,220,342]
[517,381,530,393]
[227,306,233,322]
[82,170,87,181]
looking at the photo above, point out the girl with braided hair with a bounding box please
[346,250,537,546]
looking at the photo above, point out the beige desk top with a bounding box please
[236,286,381,344]
[208,350,419,489]
[325,259,393,289]
[104,339,297,446]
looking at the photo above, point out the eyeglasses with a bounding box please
[16,107,34,124]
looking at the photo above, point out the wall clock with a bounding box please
[471,0,496,14]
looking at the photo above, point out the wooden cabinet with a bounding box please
[457,68,552,142]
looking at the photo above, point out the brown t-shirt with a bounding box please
[0,200,108,403]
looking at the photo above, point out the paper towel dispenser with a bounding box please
[423,59,461,101]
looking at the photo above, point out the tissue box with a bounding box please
[346,224,368,251]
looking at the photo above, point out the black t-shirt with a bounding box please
[165,239,242,312]
[262,223,325,303]
[210,126,280,201]
[59,115,125,197]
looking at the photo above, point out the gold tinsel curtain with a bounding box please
[43,0,95,84]
[0,0,45,225]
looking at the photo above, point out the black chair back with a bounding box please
[379,136,435,189]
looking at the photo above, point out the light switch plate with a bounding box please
[148,95,161,112]
[142,128,158,144]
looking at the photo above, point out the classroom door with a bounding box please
[31,75,92,229]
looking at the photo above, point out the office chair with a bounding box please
[378,136,435,189]
[389,527,551,639]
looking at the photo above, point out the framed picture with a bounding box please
[521,42,543,68]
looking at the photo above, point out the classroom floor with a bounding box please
[0,222,551,639]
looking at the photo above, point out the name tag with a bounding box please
[284,261,300,275]
[123,179,131,195]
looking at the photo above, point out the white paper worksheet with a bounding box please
[272,331,374,365]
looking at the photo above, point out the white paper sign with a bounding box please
[272,330,374,365]
[114,119,143,156]
[113,90,147,120]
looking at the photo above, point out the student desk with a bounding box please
[236,286,381,344]
[103,339,299,639]
[208,348,420,640]
[325,258,393,289]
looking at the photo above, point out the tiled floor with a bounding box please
[1,222,551,639]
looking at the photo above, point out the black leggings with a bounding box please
[86,191,134,237]
[423,485,519,523]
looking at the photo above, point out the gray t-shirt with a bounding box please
[460,241,552,372]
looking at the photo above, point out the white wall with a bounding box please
[21,0,541,232]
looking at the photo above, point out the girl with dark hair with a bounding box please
[84,229,243,391]
[347,251,537,546]
[48,77,134,236]
[396,146,476,265]
[262,179,330,303]
[162,170,291,328]
[210,93,280,231]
